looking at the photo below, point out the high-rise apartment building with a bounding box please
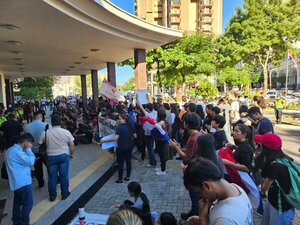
[134,0,223,34]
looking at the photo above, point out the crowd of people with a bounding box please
[0,90,299,225]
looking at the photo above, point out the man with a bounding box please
[170,113,203,220]
[247,106,273,135]
[136,99,157,167]
[5,133,35,225]
[274,95,284,124]
[184,157,253,225]
[24,112,51,187]
[39,114,75,202]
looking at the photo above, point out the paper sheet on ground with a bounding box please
[100,133,118,150]
[137,89,148,104]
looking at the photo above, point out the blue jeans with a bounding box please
[146,135,156,166]
[189,190,200,216]
[47,154,70,198]
[13,184,33,225]
[261,200,295,225]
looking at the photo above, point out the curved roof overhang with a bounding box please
[0,0,182,79]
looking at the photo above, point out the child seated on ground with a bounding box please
[116,181,152,225]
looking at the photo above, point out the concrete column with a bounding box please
[5,79,13,106]
[81,75,87,109]
[297,62,300,90]
[10,82,14,106]
[134,49,147,90]
[91,70,99,101]
[107,62,116,87]
[0,72,7,109]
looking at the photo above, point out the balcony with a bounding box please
[201,0,212,7]
[201,9,212,15]
[170,17,181,23]
[170,9,180,15]
[200,17,212,23]
[201,25,212,32]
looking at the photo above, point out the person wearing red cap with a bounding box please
[254,133,295,225]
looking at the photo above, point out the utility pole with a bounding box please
[285,51,289,96]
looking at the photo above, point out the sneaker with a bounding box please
[115,179,123,184]
[49,196,56,202]
[124,177,130,181]
[146,164,155,168]
[155,170,166,176]
[155,167,161,172]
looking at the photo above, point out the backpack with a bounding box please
[273,158,300,212]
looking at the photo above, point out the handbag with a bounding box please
[39,124,49,166]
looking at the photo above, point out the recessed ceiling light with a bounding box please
[81,56,89,59]
[13,58,24,61]
[0,24,20,30]
[74,62,82,64]
[65,69,70,72]
[90,49,100,52]
[18,67,25,70]
[10,51,23,55]
[69,66,75,68]
[15,63,23,66]
[20,71,25,73]
[6,40,22,46]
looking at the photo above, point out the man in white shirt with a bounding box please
[184,157,253,225]
[39,114,74,202]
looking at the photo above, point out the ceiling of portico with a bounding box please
[0,0,182,80]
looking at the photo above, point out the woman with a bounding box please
[197,134,226,177]
[107,209,142,225]
[120,182,152,225]
[155,109,170,176]
[100,113,136,183]
[231,124,253,173]
[255,133,295,225]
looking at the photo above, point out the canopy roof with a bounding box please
[0,0,182,79]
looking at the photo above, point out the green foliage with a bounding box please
[118,76,135,91]
[218,0,300,95]
[277,75,286,86]
[218,64,260,88]
[188,79,218,98]
[161,33,217,93]
[17,76,54,100]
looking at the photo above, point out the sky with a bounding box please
[107,0,244,85]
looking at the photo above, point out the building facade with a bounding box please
[135,0,222,34]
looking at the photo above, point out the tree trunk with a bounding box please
[263,65,268,96]
[182,74,186,97]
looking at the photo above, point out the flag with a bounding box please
[139,116,170,143]
[288,50,297,67]
[99,79,124,103]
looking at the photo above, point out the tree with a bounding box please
[17,76,54,100]
[218,64,260,90]
[277,75,286,87]
[218,0,300,95]
[118,76,135,91]
[188,79,218,98]
[161,33,217,96]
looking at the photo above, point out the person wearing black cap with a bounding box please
[39,114,75,202]
[254,133,295,225]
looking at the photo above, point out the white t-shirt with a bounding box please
[230,101,240,123]
[209,184,253,225]
[39,126,74,156]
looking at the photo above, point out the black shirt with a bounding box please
[0,119,23,148]
[213,130,227,150]
[261,161,292,211]
[116,123,135,149]
[233,140,253,172]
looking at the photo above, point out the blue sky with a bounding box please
[107,0,243,85]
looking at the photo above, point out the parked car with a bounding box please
[292,91,300,97]
[282,95,299,105]
[266,90,278,99]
